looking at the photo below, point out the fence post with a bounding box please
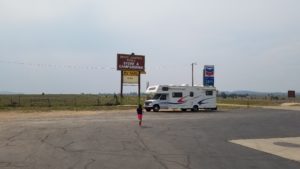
[18,95,21,106]
[114,94,119,105]
[48,98,51,107]
[97,97,100,106]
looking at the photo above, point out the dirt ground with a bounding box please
[263,104,300,111]
[1,104,299,121]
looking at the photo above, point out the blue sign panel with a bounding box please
[203,77,214,86]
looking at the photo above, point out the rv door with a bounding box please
[159,94,169,109]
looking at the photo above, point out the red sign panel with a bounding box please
[117,53,145,71]
[204,65,214,77]
[288,90,296,98]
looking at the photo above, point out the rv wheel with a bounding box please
[192,105,199,112]
[153,105,160,112]
[181,108,187,112]
[145,108,151,112]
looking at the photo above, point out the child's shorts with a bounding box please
[137,114,143,120]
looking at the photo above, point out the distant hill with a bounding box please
[220,90,287,97]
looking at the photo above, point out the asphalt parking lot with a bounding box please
[0,108,300,169]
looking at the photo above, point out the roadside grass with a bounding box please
[217,104,248,110]
[0,94,289,112]
[217,98,282,106]
[0,94,143,112]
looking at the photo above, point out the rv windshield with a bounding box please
[152,94,161,100]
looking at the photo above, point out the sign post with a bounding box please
[120,70,124,98]
[138,71,141,105]
[117,53,145,105]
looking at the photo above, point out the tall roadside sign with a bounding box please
[117,53,145,105]
[203,65,215,86]
[117,54,145,71]
[288,90,296,102]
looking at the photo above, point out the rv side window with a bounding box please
[206,91,213,96]
[148,87,156,91]
[153,94,161,99]
[162,87,169,91]
[190,92,194,97]
[172,92,182,98]
[160,94,167,100]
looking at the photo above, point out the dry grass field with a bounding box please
[0,94,297,112]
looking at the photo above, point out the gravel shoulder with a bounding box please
[0,109,136,121]
[1,104,299,122]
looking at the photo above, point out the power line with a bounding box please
[0,60,116,71]
[0,59,187,71]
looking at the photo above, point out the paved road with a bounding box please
[0,108,300,169]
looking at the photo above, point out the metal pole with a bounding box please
[120,70,123,98]
[138,71,141,105]
[192,64,194,86]
[191,63,196,86]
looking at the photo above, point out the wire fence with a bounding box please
[0,94,146,108]
[0,94,297,109]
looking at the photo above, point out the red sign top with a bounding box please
[117,53,145,71]
[204,65,215,77]
[288,90,296,98]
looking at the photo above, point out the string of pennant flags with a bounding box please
[0,59,173,71]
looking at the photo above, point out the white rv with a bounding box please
[144,85,217,112]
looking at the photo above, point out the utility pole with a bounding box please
[191,62,197,86]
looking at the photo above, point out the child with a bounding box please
[136,104,143,126]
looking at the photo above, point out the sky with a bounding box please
[0,0,299,94]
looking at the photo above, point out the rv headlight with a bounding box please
[144,101,153,106]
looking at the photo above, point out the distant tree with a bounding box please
[271,96,279,100]
[220,92,227,99]
[228,94,237,99]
